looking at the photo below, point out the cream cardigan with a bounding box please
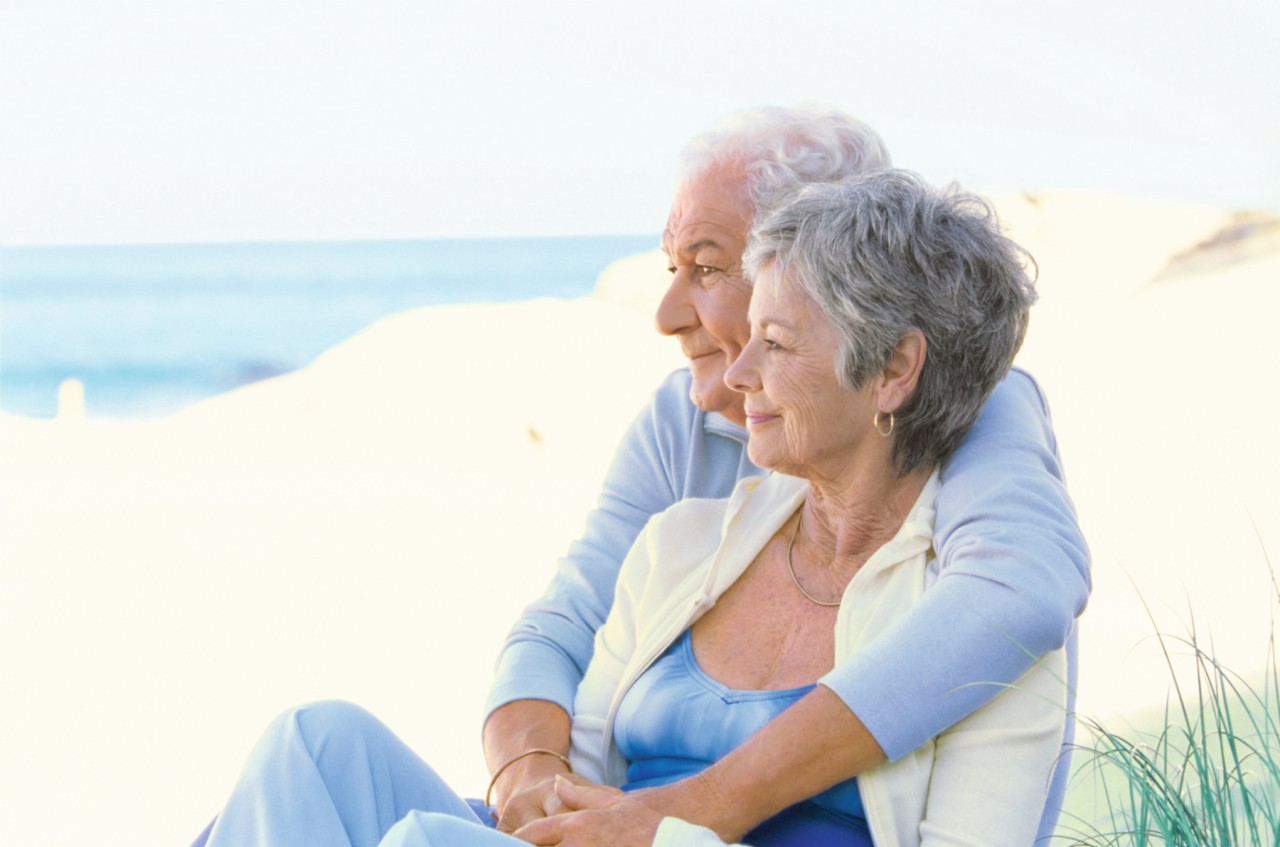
[568,470,1067,847]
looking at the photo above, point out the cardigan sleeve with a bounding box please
[653,817,739,847]
[915,649,1069,846]
[569,492,737,786]
[567,513,657,786]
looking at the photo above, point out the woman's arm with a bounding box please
[631,686,877,842]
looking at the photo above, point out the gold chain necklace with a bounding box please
[785,512,842,607]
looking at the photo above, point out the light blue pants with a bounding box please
[205,701,527,847]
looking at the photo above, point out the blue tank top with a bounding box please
[613,630,873,847]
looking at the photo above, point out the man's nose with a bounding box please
[654,271,698,337]
[724,340,760,393]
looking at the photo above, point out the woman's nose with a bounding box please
[654,272,698,336]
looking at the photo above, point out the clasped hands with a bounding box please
[497,772,664,847]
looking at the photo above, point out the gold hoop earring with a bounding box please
[874,411,894,437]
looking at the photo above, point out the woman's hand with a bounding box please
[494,762,581,834]
[514,776,664,847]
[495,772,568,834]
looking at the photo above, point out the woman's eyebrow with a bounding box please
[752,312,795,332]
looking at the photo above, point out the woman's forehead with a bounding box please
[750,266,818,321]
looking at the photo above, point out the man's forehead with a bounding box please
[661,209,750,259]
[662,168,752,256]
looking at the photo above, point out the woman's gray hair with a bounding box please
[744,170,1038,475]
[678,105,892,218]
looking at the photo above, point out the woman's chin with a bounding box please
[746,443,785,474]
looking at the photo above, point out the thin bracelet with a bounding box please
[484,748,574,808]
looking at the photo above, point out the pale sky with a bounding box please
[2,0,1277,245]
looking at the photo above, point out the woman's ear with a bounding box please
[877,330,926,414]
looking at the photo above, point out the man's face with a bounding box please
[657,164,754,425]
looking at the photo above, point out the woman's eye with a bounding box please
[695,265,717,276]
[763,338,781,351]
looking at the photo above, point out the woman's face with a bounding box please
[724,266,876,483]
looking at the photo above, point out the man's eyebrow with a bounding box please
[667,238,725,259]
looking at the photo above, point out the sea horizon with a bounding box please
[0,233,660,420]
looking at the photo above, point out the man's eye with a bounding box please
[695,265,717,276]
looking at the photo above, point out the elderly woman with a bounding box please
[201,172,1066,847]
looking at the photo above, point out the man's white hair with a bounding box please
[678,104,892,217]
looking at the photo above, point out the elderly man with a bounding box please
[483,106,1089,845]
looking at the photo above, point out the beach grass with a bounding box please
[1055,549,1280,846]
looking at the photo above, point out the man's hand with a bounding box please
[515,777,663,847]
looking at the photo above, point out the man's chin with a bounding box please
[688,379,746,425]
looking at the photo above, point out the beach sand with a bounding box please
[1,192,1277,846]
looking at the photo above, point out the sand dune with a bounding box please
[1,191,1277,846]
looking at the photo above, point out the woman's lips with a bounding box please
[745,413,778,427]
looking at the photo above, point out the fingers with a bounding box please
[512,813,563,846]
[514,794,663,847]
[553,776,623,812]
[495,779,562,834]
[507,778,629,844]
[496,774,620,834]
[494,797,539,834]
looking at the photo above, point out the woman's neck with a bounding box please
[799,464,933,576]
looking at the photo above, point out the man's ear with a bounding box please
[877,330,926,414]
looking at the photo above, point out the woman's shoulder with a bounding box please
[646,471,800,534]
[633,472,806,582]
[638,491,738,558]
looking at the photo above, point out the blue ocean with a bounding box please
[0,235,658,419]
